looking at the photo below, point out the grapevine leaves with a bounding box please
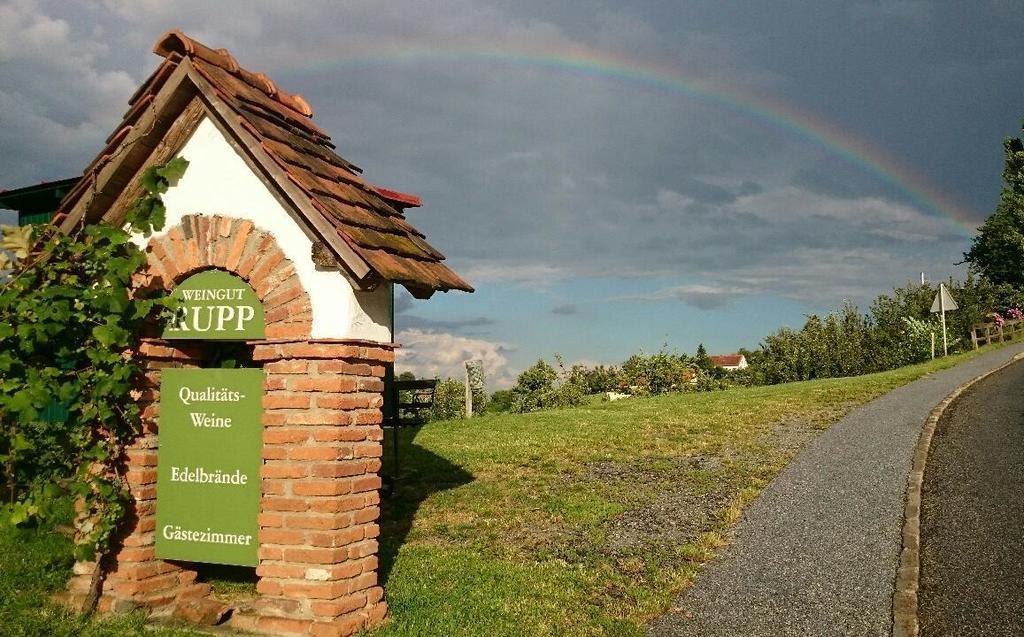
[125,156,189,237]
[0,225,33,270]
[0,159,186,566]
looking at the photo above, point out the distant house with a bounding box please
[710,354,748,371]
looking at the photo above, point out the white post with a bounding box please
[931,331,935,359]
[940,283,948,357]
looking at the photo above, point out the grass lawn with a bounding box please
[374,347,1004,636]
[0,346,1002,636]
[0,513,208,636]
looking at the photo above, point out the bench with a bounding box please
[383,377,438,480]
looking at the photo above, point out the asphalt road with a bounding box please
[647,343,1024,637]
[918,359,1024,637]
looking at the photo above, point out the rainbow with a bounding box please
[282,39,979,236]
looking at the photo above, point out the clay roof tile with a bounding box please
[57,30,472,296]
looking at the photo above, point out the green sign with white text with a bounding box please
[155,368,263,566]
[163,270,265,340]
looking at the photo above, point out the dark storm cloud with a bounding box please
[393,288,495,333]
[397,314,497,332]
[616,284,750,310]
[1,1,1019,311]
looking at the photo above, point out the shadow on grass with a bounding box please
[379,424,473,585]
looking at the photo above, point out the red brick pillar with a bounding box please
[62,340,210,612]
[234,339,391,637]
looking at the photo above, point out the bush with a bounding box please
[902,315,946,361]
[759,303,874,384]
[430,378,466,421]
[509,358,589,413]
[485,389,513,413]
[510,360,558,413]
[546,362,589,408]
[618,348,692,395]
[580,365,620,394]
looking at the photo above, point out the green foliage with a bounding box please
[578,365,620,394]
[865,282,937,370]
[508,358,589,413]
[510,360,558,413]
[723,364,762,388]
[693,343,713,374]
[902,315,945,361]
[124,157,189,238]
[964,124,1024,286]
[0,501,205,635]
[431,378,467,421]
[755,277,1015,385]
[484,389,513,414]
[618,347,692,395]
[545,358,589,409]
[0,159,186,564]
[760,303,877,384]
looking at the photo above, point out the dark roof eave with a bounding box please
[0,177,81,202]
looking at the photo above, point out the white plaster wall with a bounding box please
[133,116,392,342]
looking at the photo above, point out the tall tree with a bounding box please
[693,343,712,371]
[964,122,1024,286]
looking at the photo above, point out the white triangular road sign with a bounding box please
[930,286,958,313]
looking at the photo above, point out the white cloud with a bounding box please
[395,328,516,389]
[731,186,947,239]
[459,262,572,285]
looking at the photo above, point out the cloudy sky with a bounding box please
[1,1,1022,387]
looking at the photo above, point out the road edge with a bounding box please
[891,351,1024,637]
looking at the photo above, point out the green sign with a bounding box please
[156,368,263,566]
[163,270,265,340]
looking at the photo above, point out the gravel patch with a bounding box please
[587,456,730,553]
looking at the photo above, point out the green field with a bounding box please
[0,347,999,636]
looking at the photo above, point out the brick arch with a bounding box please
[141,214,312,339]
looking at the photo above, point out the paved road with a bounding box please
[918,360,1024,637]
[648,343,1024,637]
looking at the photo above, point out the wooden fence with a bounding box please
[971,318,1024,349]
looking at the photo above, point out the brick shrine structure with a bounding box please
[51,28,472,637]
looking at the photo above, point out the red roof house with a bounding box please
[709,354,748,370]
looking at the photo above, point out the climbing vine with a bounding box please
[0,158,188,609]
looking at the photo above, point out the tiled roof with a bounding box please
[54,30,471,298]
[709,354,745,367]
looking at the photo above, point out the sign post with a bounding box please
[156,368,263,566]
[930,283,959,357]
